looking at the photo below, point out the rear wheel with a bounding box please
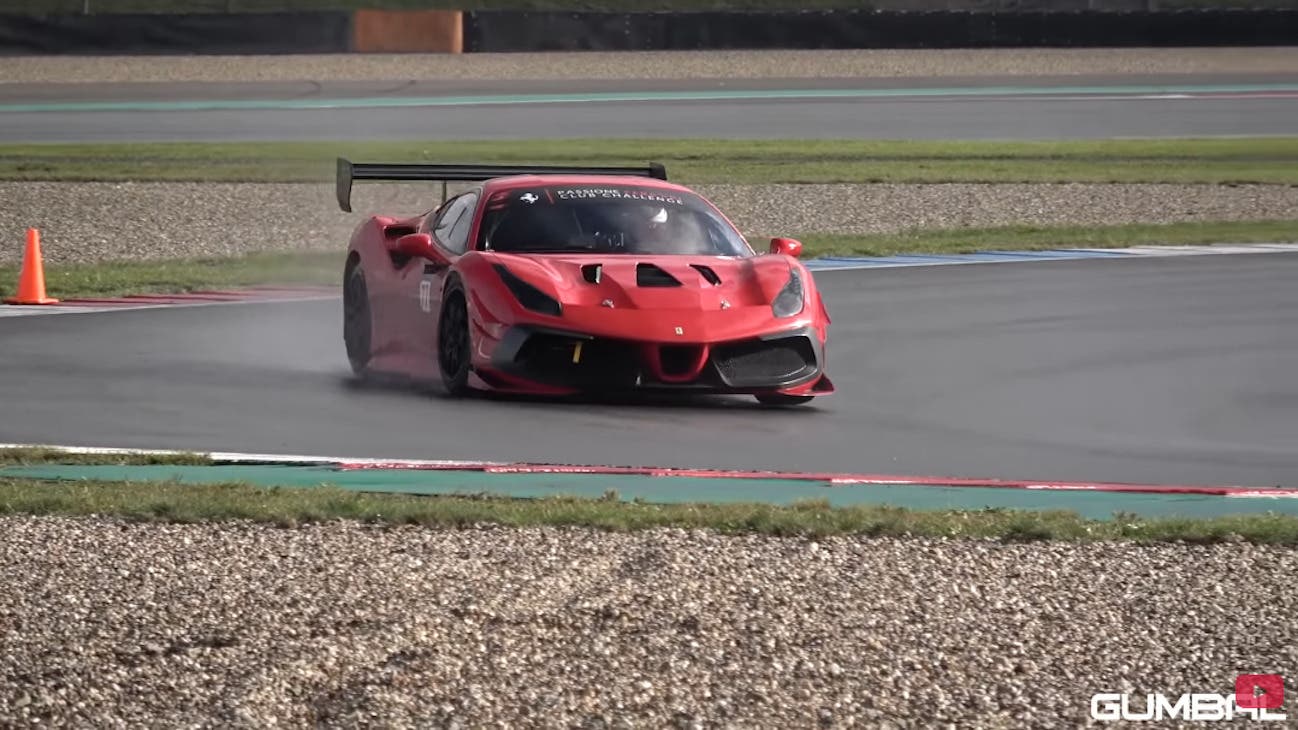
[755,393,815,406]
[438,282,472,397]
[343,259,372,376]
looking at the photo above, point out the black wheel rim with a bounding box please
[440,295,468,376]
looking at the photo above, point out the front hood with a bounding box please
[489,252,793,312]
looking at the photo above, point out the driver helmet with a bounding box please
[628,205,670,241]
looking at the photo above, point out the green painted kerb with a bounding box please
[2,83,1296,114]
[4,464,1296,522]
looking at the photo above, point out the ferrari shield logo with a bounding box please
[674,326,684,336]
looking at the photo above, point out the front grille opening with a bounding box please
[660,345,701,376]
[691,264,722,286]
[514,333,641,387]
[582,263,602,284]
[712,336,816,384]
[513,334,572,367]
[637,263,681,287]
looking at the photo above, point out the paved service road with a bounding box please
[1,75,1295,142]
[2,254,1295,487]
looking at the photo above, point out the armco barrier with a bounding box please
[0,8,1295,55]
[0,11,352,55]
[461,9,1298,51]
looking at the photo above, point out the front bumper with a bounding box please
[483,324,827,393]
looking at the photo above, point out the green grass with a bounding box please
[0,447,210,467]
[3,0,1284,12]
[1,476,1296,543]
[4,138,1298,185]
[3,220,1295,299]
[0,250,340,299]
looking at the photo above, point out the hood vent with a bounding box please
[581,263,602,284]
[691,264,722,286]
[636,263,682,288]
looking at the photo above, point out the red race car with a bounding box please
[336,158,834,405]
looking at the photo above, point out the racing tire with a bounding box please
[755,393,815,406]
[437,280,472,397]
[343,259,372,376]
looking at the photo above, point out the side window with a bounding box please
[445,192,479,254]
[424,202,448,234]
[431,196,464,240]
[431,192,479,255]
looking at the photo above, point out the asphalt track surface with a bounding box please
[2,254,1295,487]
[1,74,1296,141]
[2,72,1295,489]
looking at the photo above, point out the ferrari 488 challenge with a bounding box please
[337,158,833,405]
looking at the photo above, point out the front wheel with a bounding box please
[437,283,472,397]
[755,393,815,406]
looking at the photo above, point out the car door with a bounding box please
[405,190,480,367]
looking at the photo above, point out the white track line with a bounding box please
[0,294,338,318]
[803,242,1298,272]
[0,442,500,467]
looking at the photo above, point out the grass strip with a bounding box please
[2,476,1296,543]
[3,220,1294,299]
[4,138,1298,184]
[0,447,211,467]
[0,250,340,299]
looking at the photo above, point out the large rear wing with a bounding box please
[335,157,668,212]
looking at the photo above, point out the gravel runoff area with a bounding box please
[0,516,1293,728]
[5,181,1298,265]
[1,47,1296,84]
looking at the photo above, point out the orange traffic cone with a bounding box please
[5,228,59,305]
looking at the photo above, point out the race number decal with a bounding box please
[419,280,432,313]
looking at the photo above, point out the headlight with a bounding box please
[771,268,805,318]
[494,264,562,316]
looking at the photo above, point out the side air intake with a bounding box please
[691,264,722,286]
[582,264,603,284]
[636,263,682,288]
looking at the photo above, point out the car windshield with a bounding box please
[478,185,753,256]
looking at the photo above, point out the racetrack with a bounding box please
[1,74,1297,141]
[3,253,1295,488]
[2,56,1296,488]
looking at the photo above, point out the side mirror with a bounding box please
[395,232,451,265]
[769,237,803,258]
